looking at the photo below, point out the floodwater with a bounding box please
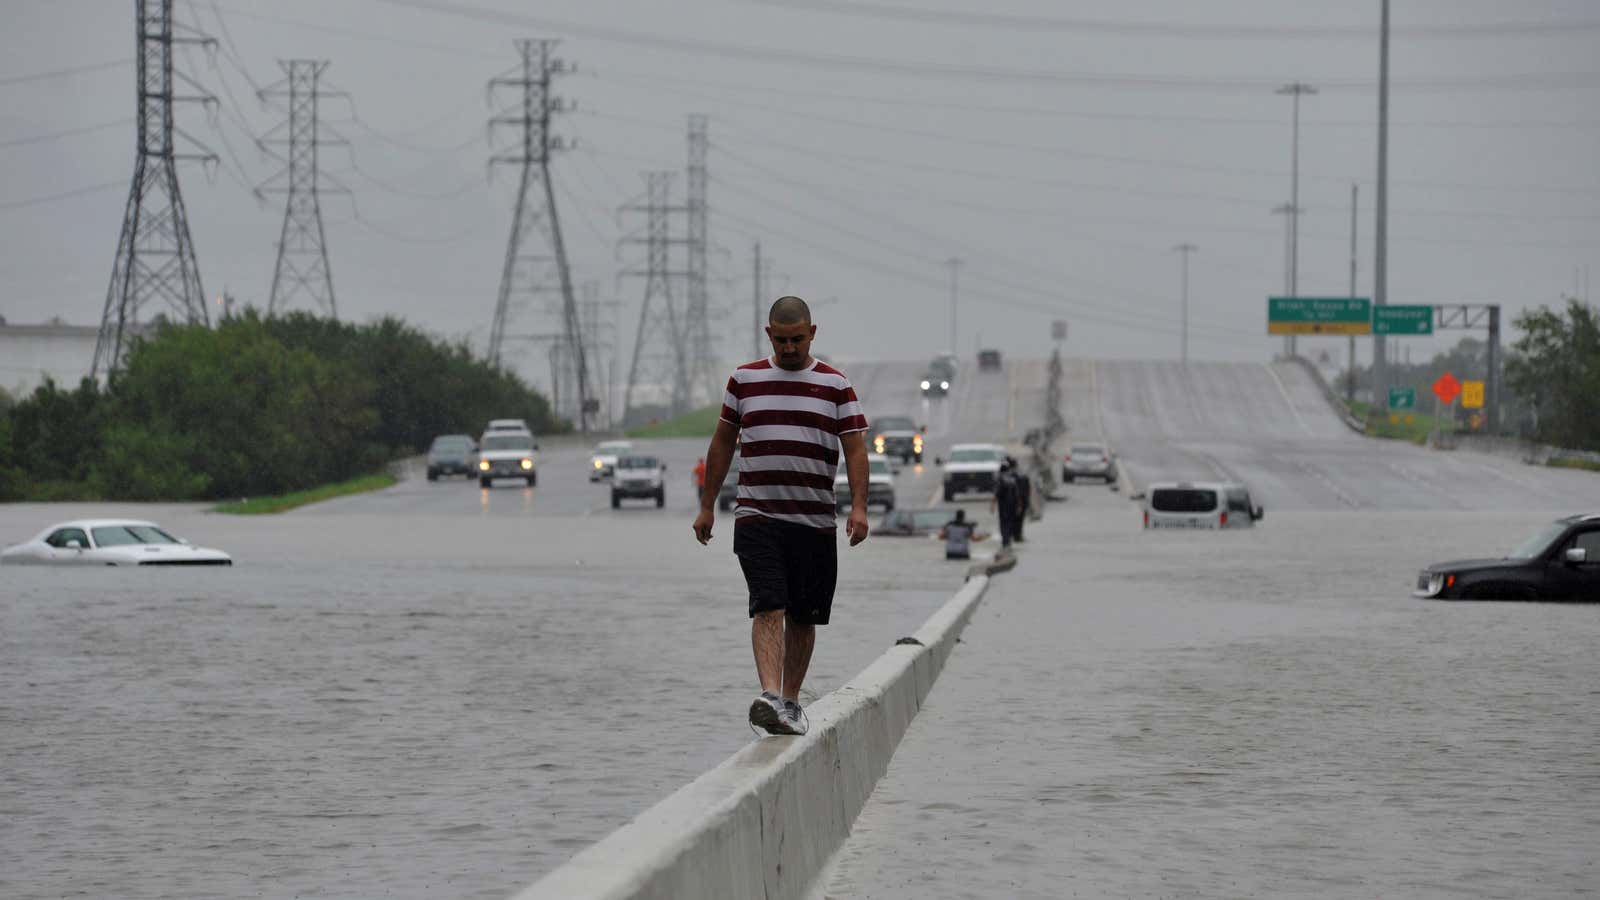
[825,486,1600,899]
[0,482,964,900]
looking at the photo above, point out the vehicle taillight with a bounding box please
[1143,510,1149,528]
[1219,511,1228,527]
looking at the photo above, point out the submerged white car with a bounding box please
[0,519,233,566]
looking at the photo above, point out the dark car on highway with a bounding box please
[1414,513,1600,601]
[426,434,477,480]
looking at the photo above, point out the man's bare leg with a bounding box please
[781,616,815,702]
[752,610,785,695]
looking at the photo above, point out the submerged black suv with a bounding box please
[1415,514,1600,601]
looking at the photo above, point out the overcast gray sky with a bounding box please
[4,0,1597,390]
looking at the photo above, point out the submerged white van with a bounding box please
[1143,481,1263,529]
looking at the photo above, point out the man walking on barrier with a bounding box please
[693,296,871,736]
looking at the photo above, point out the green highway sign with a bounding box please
[1374,305,1434,335]
[1267,297,1372,335]
[1389,387,1416,410]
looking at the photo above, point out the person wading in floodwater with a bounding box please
[693,296,871,736]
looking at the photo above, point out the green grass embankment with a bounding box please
[626,404,721,439]
[1349,400,1449,445]
[1548,457,1600,473]
[214,472,397,514]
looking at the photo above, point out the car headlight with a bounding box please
[593,459,603,469]
[520,458,534,470]
[940,380,950,390]
[913,435,923,449]
[920,380,931,390]
[478,460,490,471]
[1417,571,1453,597]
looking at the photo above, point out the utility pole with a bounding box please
[488,39,591,432]
[1173,243,1198,365]
[622,172,691,423]
[1276,81,1316,359]
[684,114,718,405]
[751,241,763,360]
[1373,0,1391,411]
[259,60,344,318]
[94,0,216,380]
[1347,183,1359,403]
[946,257,961,353]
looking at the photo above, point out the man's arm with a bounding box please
[839,431,870,546]
[692,419,740,544]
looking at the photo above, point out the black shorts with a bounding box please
[733,517,838,625]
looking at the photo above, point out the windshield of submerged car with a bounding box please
[1507,521,1568,559]
[596,441,631,453]
[1071,445,1106,456]
[431,436,472,451]
[870,458,891,476]
[481,435,532,452]
[875,417,916,432]
[618,456,659,469]
[92,525,181,547]
[949,448,999,463]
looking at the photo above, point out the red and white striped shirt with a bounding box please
[720,357,869,530]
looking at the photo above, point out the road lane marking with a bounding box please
[1264,362,1315,437]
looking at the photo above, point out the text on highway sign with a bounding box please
[1374,305,1434,335]
[1389,387,1416,410]
[1267,297,1372,335]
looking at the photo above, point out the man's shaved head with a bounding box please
[768,296,812,325]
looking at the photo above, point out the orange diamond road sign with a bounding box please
[1432,372,1462,405]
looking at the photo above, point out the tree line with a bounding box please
[0,311,561,501]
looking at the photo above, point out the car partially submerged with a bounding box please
[427,433,477,480]
[478,431,537,487]
[1414,513,1600,601]
[1143,481,1262,529]
[1,519,232,566]
[612,455,666,508]
[878,506,964,537]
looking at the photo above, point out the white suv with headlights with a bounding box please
[478,430,538,487]
[612,454,667,508]
[941,443,1005,501]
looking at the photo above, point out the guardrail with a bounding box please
[1283,355,1367,434]
[513,573,996,900]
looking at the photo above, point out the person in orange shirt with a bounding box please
[693,457,707,491]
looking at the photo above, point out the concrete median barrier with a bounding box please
[513,574,993,900]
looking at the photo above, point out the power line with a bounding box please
[374,0,1600,94]
[741,0,1600,40]
[0,180,123,212]
[0,119,131,150]
[597,68,1600,131]
[0,58,132,89]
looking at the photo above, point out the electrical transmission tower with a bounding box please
[94,0,217,380]
[258,60,345,318]
[684,114,718,404]
[622,172,692,424]
[488,39,591,432]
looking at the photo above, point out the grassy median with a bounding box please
[213,472,398,515]
[1350,401,1446,445]
[626,404,721,439]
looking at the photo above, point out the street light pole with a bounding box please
[1348,182,1359,404]
[1173,243,1198,365]
[1277,81,1317,359]
[946,257,961,353]
[1373,0,1391,411]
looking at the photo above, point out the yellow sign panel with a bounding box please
[1268,321,1373,336]
[1462,380,1485,409]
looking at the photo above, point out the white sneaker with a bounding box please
[748,691,785,734]
[779,698,809,736]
